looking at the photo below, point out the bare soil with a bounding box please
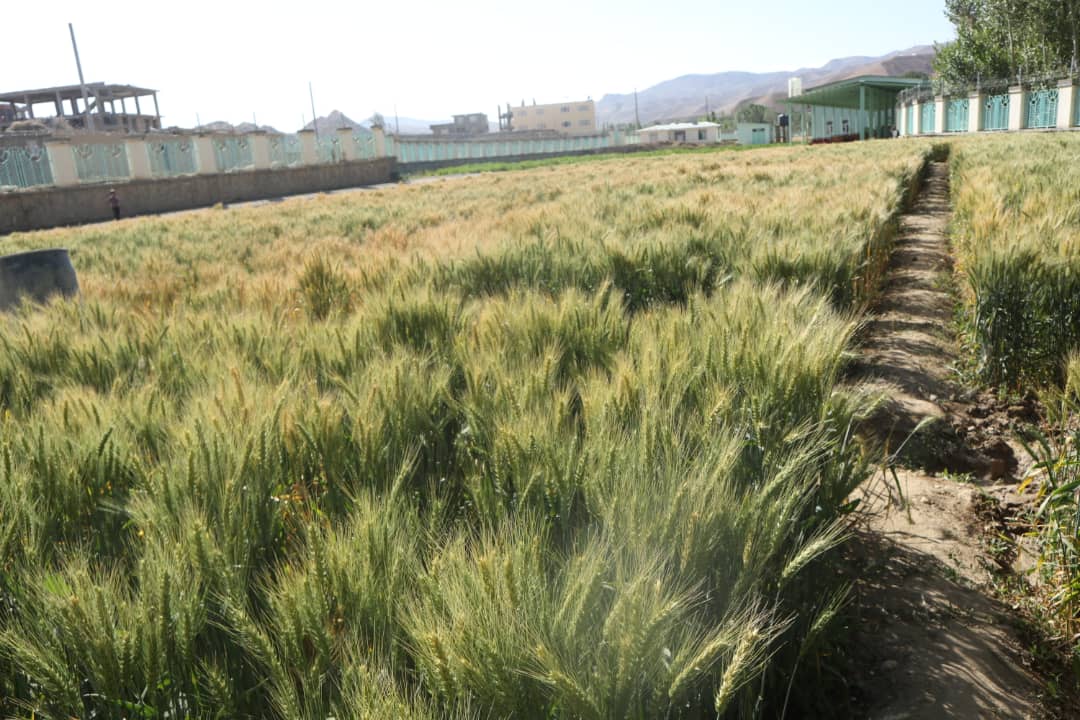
[844,161,1058,718]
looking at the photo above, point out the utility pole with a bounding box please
[196,112,201,129]
[394,104,400,134]
[633,88,640,129]
[309,81,319,139]
[68,23,94,131]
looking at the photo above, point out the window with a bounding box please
[536,108,545,115]
[519,109,527,117]
[578,119,590,126]
[578,105,590,112]
[561,106,570,112]
[698,129,706,141]
[538,123,546,129]
[562,120,571,128]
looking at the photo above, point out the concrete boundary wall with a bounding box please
[397,143,663,174]
[1,157,396,235]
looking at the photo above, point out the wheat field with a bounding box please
[0,140,934,718]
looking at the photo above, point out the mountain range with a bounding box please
[596,45,936,126]
[186,46,936,136]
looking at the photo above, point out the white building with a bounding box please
[640,121,722,144]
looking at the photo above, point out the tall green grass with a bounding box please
[0,141,930,717]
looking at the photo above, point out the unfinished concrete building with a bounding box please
[0,83,161,133]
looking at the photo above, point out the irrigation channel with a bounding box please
[847,160,1047,718]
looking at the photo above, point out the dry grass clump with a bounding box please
[0,142,933,717]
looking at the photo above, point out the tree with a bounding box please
[735,103,770,124]
[935,0,1080,83]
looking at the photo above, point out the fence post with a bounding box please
[1007,85,1025,130]
[250,132,272,170]
[296,129,318,165]
[1057,78,1076,130]
[124,137,152,180]
[194,135,218,174]
[933,95,946,134]
[46,140,79,186]
[968,90,983,132]
[372,126,386,158]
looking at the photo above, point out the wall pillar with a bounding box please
[912,101,921,134]
[372,126,386,158]
[968,91,983,132]
[47,141,79,187]
[194,135,218,174]
[298,130,318,165]
[250,132,272,169]
[124,138,151,179]
[1008,85,1025,130]
[1057,79,1076,129]
[934,96,946,134]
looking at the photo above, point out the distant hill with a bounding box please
[303,110,440,136]
[303,110,370,135]
[597,46,935,126]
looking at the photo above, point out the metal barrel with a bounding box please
[0,249,79,311]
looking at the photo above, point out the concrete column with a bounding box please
[194,135,218,174]
[336,127,354,161]
[250,132,272,169]
[912,101,921,134]
[47,141,79,187]
[298,130,317,165]
[1008,85,1025,130]
[124,138,151,179]
[1057,79,1076,130]
[372,126,386,158]
[968,92,983,132]
[934,96,946,134]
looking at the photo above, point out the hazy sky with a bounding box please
[7,0,955,131]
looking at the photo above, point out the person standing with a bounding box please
[108,188,120,220]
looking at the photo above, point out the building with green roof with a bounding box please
[789,76,926,142]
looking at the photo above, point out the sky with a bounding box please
[5,0,955,132]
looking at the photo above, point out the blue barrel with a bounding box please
[0,249,79,311]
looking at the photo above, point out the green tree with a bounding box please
[735,103,770,124]
[935,0,1080,83]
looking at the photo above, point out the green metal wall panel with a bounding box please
[945,99,969,132]
[148,140,197,177]
[0,145,53,188]
[317,137,343,164]
[919,103,936,134]
[984,94,1009,130]
[269,135,303,167]
[1027,89,1058,128]
[351,134,376,160]
[74,143,130,182]
[214,137,254,171]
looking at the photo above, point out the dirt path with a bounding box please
[847,161,1047,719]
